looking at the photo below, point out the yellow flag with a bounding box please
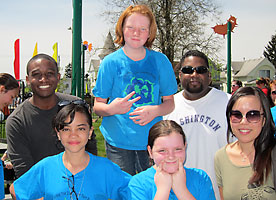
[33,42,38,57]
[52,42,58,62]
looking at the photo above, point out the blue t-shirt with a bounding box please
[14,152,131,200]
[0,161,4,200]
[92,48,177,150]
[128,166,215,200]
[271,106,276,125]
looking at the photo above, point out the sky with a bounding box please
[1,0,276,80]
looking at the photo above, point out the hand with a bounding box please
[172,158,186,194]
[109,91,141,115]
[154,162,172,199]
[4,162,13,169]
[172,158,195,200]
[129,105,157,126]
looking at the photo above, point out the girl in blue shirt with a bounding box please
[129,120,215,200]
[10,100,131,200]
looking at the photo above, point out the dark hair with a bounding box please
[232,80,242,87]
[180,50,209,68]
[148,120,186,149]
[226,86,276,185]
[0,73,19,91]
[256,77,270,87]
[114,4,157,48]
[26,53,58,75]
[53,103,92,132]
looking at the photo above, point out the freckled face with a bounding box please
[123,13,150,49]
[148,132,186,174]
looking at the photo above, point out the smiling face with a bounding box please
[123,13,150,50]
[179,56,211,100]
[26,58,60,99]
[0,86,19,110]
[148,131,186,174]
[57,112,92,154]
[230,95,265,145]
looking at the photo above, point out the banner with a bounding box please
[52,42,58,62]
[13,39,20,80]
[33,42,38,57]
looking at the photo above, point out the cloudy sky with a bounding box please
[1,0,275,79]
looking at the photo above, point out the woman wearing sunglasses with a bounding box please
[214,86,276,199]
[10,100,131,200]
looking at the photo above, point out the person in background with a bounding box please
[231,80,242,94]
[129,120,215,200]
[0,73,19,112]
[0,73,19,199]
[92,5,177,175]
[256,77,270,97]
[164,50,230,200]
[6,54,97,178]
[270,80,276,107]
[10,101,131,199]
[215,86,276,199]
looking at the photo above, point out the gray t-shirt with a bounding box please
[6,93,97,178]
[215,146,276,200]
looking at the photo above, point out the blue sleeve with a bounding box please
[271,107,276,125]
[156,52,177,96]
[0,162,4,200]
[186,168,216,200]
[129,175,151,200]
[92,56,115,99]
[105,160,132,200]
[14,161,44,200]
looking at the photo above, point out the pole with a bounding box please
[81,44,86,99]
[71,0,82,97]
[227,21,232,94]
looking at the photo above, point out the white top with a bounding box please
[164,88,231,200]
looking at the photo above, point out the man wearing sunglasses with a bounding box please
[6,54,97,179]
[164,50,230,200]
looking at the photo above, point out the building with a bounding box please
[220,57,275,91]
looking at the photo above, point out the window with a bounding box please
[259,70,270,78]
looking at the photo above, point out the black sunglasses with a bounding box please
[63,175,79,200]
[229,110,264,123]
[181,66,208,74]
[271,91,276,95]
[58,100,90,112]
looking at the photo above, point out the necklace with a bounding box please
[236,141,255,163]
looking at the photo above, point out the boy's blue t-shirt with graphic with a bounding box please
[93,48,177,150]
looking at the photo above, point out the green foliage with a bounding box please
[264,33,276,68]
[93,116,106,157]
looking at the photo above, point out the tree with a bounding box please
[264,33,276,68]
[102,0,222,63]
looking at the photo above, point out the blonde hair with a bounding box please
[114,5,157,48]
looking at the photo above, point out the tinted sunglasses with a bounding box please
[181,66,208,74]
[58,100,89,112]
[229,110,264,123]
[271,91,276,95]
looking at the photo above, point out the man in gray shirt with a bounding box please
[6,54,97,178]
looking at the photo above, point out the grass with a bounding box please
[93,116,106,157]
